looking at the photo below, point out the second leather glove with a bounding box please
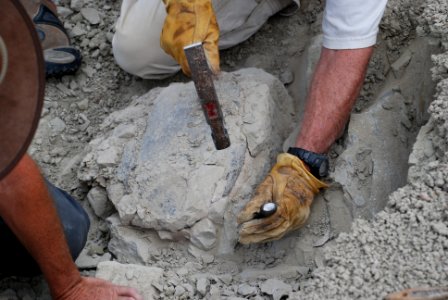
[237,153,328,244]
[160,0,220,76]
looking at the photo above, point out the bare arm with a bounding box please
[295,46,373,153]
[0,154,142,300]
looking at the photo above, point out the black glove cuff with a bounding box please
[287,147,329,178]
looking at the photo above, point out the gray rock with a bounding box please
[71,13,84,23]
[57,6,74,18]
[432,222,448,236]
[219,274,234,285]
[240,265,309,282]
[209,284,221,299]
[82,65,95,77]
[332,90,416,219]
[164,285,175,296]
[260,279,292,300]
[279,69,294,85]
[183,283,195,297]
[96,261,163,300]
[196,278,209,296]
[77,99,89,111]
[78,69,294,249]
[189,218,217,251]
[58,153,83,186]
[87,186,114,218]
[391,49,412,73]
[56,82,75,96]
[70,0,83,11]
[174,285,186,297]
[113,124,137,139]
[81,8,100,25]
[75,249,111,269]
[175,267,188,277]
[237,283,257,296]
[222,289,237,297]
[107,215,153,264]
[71,23,86,37]
[408,120,435,179]
[208,197,228,224]
[49,117,66,135]
[96,147,120,167]
[187,244,215,264]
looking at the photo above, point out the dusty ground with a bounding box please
[1,0,448,299]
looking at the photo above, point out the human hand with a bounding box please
[237,153,328,244]
[160,0,220,76]
[56,277,143,300]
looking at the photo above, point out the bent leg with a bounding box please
[0,155,82,297]
[112,0,179,79]
[45,180,90,261]
[0,156,141,300]
[0,156,89,278]
[217,0,293,49]
[112,0,294,79]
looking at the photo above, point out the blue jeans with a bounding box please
[0,180,90,276]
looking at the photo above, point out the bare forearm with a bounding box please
[295,47,373,153]
[0,155,81,298]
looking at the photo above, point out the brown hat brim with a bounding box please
[0,0,45,180]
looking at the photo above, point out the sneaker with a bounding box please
[23,0,82,77]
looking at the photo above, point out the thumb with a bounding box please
[202,14,220,74]
[203,39,220,75]
[179,53,192,77]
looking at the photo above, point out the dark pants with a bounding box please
[0,181,90,276]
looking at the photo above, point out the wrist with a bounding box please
[287,147,329,178]
[48,266,82,299]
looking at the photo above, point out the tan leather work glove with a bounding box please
[160,0,220,76]
[237,153,328,244]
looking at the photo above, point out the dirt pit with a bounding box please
[1,0,448,299]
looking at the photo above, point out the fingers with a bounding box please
[116,286,143,300]
[236,155,323,244]
[238,205,289,244]
[160,0,219,77]
[94,278,143,300]
[179,56,192,77]
[239,219,285,244]
[239,211,286,235]
[203,40,220,75]
[237,199,266,224]
[238,195,311,244]
[185,5,220,76]
[203,12,220,74]
[239,219,291,244]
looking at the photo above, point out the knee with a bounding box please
[112,32,144,77]
[46,181,90,259]
[112,31,180,79]
[60,196,90,259]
